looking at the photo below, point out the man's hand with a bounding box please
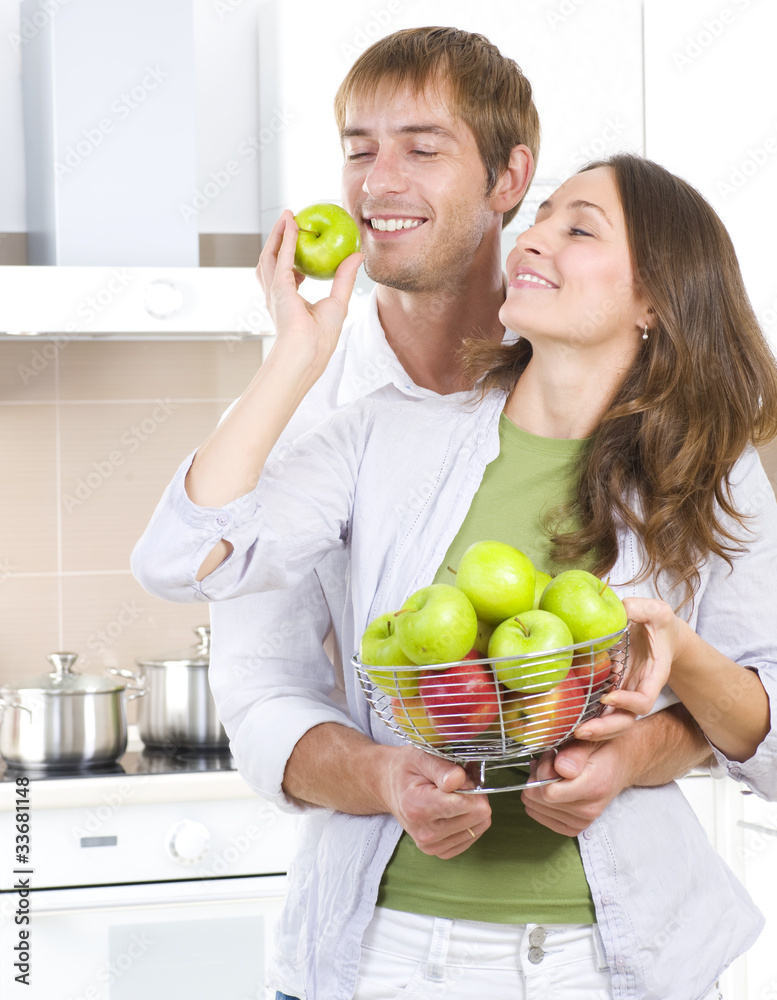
[282,723,491,859]
[378,746,492,859]
[522,705,713,837]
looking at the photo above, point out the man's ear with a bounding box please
[489,145,535,214]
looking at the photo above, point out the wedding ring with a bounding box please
[466,827,476,839]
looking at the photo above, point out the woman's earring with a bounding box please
[642,325,649,341]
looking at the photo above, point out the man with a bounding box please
[137,27,713,999]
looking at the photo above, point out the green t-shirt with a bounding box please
[376,412,596,924]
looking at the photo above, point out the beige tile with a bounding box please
[0,404,59,574]
[59,399,226,573]
[60,573,210,724]
[0,576,60,688]
[58,341,261,402]
[0,341,58,401]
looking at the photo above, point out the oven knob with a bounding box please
[166,820,211,865]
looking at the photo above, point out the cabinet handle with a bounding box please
[737,820,777,837]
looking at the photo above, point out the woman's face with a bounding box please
[500,166,648,353]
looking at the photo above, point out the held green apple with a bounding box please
[488,610,574,693]
[359,611,419,698]
[293,203,361,279]
[394,584,478,666]
[454,540,536,625]
[539,570,627,650]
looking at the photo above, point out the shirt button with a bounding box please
[582,829,593,840]
[730,766,742,780]
[616,956,627,968]
[601,895,613,905]
[529,927,547,947]
[216,514,229,526]
[528,947,545,965]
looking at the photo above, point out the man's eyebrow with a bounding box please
[537,197,613,228]
[341,123,458,142]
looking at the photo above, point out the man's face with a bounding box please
[340,81,501,294]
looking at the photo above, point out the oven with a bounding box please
[0,739,298,1000]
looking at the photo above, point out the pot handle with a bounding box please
[0,697,32,720]
[109,667,146,698]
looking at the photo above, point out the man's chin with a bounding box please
[363,258,425,294]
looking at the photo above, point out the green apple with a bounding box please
[473,620,496,656]
[533,571,553,609]
[394,584,478,666]
[488,610,573,693]
[293,203,361,279]
[454,540,536,625]
[539,570,627,650]
[359,611,419,697]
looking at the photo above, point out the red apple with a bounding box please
[419,659,499,741]
[570,649,613,691]
[502,674,588,748]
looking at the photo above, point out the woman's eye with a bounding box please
[569,227,592,237]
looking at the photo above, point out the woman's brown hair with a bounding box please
[465,154,777,607]
[333,26,540,228]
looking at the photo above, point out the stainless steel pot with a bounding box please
[122,627,228,749]
[0,652,144,768]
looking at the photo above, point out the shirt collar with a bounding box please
[336,280,519,407]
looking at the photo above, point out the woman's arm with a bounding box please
[186,212,362,578]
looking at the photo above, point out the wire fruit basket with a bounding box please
[354,625,629,792]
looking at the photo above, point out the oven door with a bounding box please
[0,874,288,1000]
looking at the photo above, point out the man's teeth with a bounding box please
[369,218,422,231]
[514,273,553,287]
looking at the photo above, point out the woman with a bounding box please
[133,155,777,999]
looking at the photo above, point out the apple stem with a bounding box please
[447,566,457,576]
[297,227,318,234]
[513,617,530,638]
[393,609,411,618]
[599,576,611,596]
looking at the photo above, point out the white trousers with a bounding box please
[352,907,723,1000]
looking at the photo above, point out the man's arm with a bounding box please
[521,705,711,837]
[282,723,493,860]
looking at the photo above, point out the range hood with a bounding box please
[21,0,198,268]
[9,0,294,338]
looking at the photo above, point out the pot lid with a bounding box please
[4,652,127,694]
[136,626,210,669]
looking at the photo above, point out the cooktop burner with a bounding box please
[0,746,237,781]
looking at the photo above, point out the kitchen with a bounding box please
[1,0,777,998]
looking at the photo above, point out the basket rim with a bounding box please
[351,622,629,671]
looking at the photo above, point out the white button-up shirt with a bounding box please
[132,290,777,1000]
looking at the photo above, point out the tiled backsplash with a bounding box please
[1,337,776,720]
[0,338,262,717]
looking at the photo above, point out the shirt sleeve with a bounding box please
[694,449,777,799]
[207,568,361,813]
[130,407,368,603]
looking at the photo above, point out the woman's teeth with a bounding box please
[514,273,554,287]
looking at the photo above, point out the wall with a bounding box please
[0,338,260,708]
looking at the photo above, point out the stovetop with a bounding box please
[0,745,237,782]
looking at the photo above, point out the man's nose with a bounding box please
[363,147,407,197]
